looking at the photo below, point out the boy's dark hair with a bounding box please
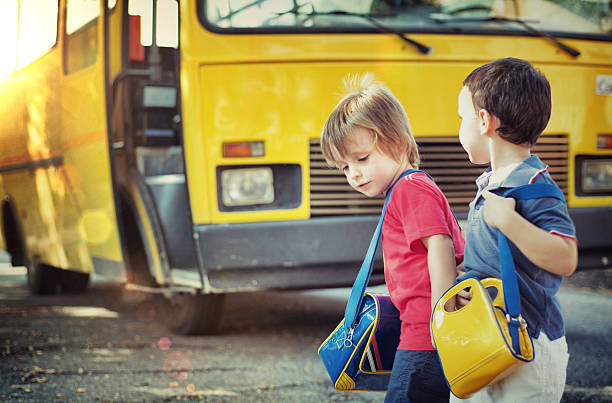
[463,57,551,146]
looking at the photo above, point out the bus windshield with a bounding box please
[201,0,612,38]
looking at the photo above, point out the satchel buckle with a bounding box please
[344,328,355,348]
[506,313,527,329]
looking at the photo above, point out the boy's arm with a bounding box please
[481,190,578,276]
[422,234,458,311]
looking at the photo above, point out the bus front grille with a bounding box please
[309,135,568,217]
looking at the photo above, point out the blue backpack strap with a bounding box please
[499,183,565,353]
[343,169,424,331]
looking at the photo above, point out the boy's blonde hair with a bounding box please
[320,73,419,168]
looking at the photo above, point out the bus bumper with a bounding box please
[570,206,612,270]
[194,216,383,291]
[192,206,611,291]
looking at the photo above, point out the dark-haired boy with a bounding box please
[455,57,578,402]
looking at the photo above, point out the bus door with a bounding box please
[60,0,124,281]
[107,0,201,289]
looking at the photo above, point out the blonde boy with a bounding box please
[321,74,465,402]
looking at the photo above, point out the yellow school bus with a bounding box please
[0,0,610,334]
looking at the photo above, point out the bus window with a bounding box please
[64,0,99,74]
[0,0,18,80]
[66,0,99,35]
[129,0,178,48]
[156,0,178,48]
[129,0,153,46]
[16,0,58,70]
[202,0,611,37]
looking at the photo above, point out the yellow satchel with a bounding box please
[431,183,565,399]
[431,277,533,398]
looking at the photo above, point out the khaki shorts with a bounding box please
[450,332,569,403]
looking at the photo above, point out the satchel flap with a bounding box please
[358,294,400,374]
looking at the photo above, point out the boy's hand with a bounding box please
[455,289,472,309]
[455,262,465,276]
[482,190,516,229]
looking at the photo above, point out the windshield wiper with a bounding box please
[430,13,580,58]
[274,8,433,55]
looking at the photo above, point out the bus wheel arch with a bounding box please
[2,197,59,294]
[2,196,26,267]
[116,188,224,335]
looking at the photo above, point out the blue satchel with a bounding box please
[318,169,422,391]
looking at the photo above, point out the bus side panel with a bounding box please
[0,2,125,278]
[0,50,73,268]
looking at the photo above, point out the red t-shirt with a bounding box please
[382,172,465,350]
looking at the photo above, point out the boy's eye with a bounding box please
[341,165,348,172]
[358,155,369,162]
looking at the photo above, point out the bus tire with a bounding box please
[158,293,225,335]
[59,270,90,293]
[2,199,26,267]
[27,261,59,294]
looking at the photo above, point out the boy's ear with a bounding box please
[478,109,499,137]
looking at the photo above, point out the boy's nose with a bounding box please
[347,166,361,180]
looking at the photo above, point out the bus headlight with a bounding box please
[582,159,612,193]
[220,167,274,207]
